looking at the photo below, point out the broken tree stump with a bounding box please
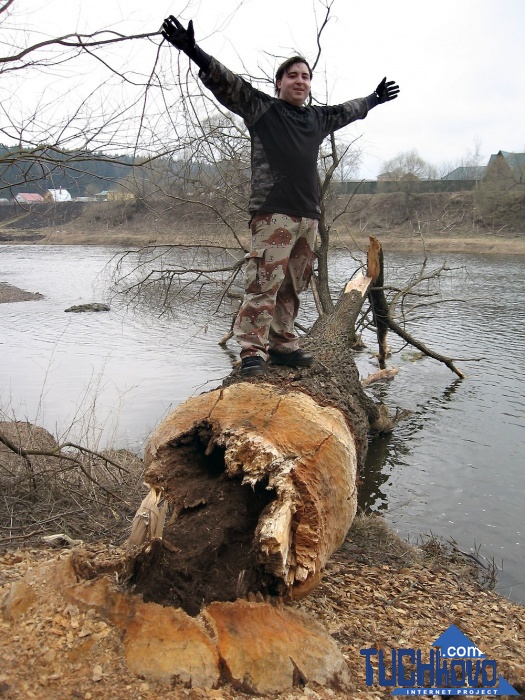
[366,234,466,378]
[2,555,351,693]
[125,268,393,612]
[129,382,358,602]
[367,234,390,368]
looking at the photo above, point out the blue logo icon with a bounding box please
[360,624,519,696]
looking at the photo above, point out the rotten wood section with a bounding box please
[128,382,358,598]
[125,268,389,610]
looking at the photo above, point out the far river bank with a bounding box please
[1,224,525,255]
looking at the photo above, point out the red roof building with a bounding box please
[15,193,45,204]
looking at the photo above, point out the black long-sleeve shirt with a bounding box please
[200,57,377,220]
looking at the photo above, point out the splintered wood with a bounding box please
[129,382,358,596]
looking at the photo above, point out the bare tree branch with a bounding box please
[0,430,132,504]
[311,0,334,73]
[0,0,16,14]
[0,30,159,67]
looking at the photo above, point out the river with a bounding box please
[1,244,524,605]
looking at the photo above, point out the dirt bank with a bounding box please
[2,224,525,256]
[1,421,524,699]
[0,283,43,304]
[0,191,524,254]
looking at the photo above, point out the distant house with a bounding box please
[45,188,72,202]
[483,151,525,189]
[94,190,109,201]
[442,166,487,181]
[15,193,45,204]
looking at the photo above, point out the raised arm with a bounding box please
[161,15,271,126]
[318,76,400,138]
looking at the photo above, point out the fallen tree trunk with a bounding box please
[125,266,392,614]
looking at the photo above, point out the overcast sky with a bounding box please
[4,0,525,178]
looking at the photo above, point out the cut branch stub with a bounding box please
[365,235,465,378]
[129,382,358,599]
[367,235,389,368]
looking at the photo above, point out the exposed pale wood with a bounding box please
[218,330,233,346]
[135,383,358,593]
[367,235,389,368]
[344,273,372,296]
[366,235,382,283]
[127,488,167,550]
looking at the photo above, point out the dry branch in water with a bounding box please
[367,235,466,378]
[361,367,399,387]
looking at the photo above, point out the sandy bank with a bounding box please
[2,225,525,256]
[0,282,44,304]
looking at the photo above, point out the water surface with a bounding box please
[1,244,523,604]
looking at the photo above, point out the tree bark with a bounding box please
[125,265,392,612]
[367,235,390,368]
[314,206,336,314]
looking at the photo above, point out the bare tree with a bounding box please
[1,0,466,379]
[382,149,436,181]
[110,0,373,322]
[0,0,175,197]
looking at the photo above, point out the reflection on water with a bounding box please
[359,433,393,511]
[1,244,524,605]
[361,378,465,511]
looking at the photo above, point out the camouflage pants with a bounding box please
[234,213,318,359]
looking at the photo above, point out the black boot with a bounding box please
[240,356,265,376]
[268,349,313,367]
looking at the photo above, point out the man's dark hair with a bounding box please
[275,56,313,95]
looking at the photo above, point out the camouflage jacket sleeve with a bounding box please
[315,95,377,139]
[199,57,273,127]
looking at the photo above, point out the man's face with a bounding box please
[277,62,311,107]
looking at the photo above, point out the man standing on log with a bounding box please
[162,16,399,376]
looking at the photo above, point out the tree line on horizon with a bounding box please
[0,145,135,198]
[0,144,232,200]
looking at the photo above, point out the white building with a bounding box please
[45,188,72,202]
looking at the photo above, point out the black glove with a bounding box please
[161,16,211,72]
[162,16,196,55]
[375,77,400,104]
